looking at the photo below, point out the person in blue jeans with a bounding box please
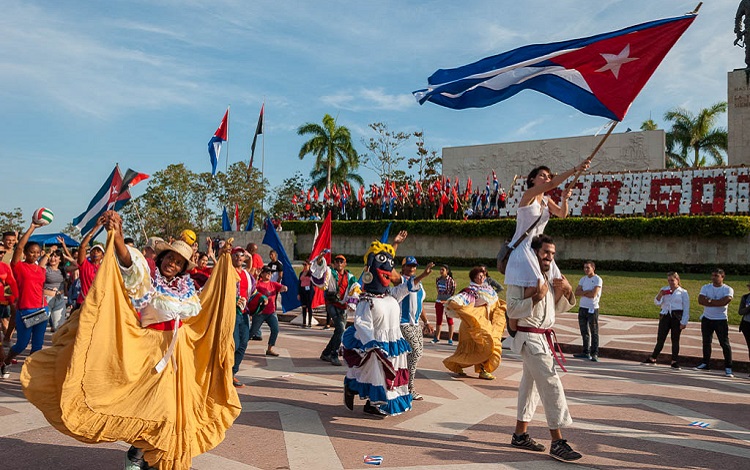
[250,267,287,357]
[311,253,359,366]
[3,221,49,377]
[574,261,602,362]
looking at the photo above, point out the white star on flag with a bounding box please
[595,44,639,79]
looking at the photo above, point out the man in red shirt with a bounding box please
[0,257,19,377]
[231,247,259,388]
[75,220,104,309]
[245,243,264,278]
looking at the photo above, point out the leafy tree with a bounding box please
[60,222,81,241]
[269,172,309,217]
[360,122,411,183]
[214,163,267,227]
[409,131,442,184]
[0,207,24,233]
[664,102,728,167]
[298,114,359,192]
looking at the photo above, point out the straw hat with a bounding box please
[154,239,196,271]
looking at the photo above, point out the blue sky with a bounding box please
[0,0,738,232]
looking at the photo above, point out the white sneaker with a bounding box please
[725,368,734,378]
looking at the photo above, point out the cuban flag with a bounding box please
[73,165,131,235]
[414,13,697,121]
[208,108,229,175]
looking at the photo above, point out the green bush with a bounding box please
[284,215,750,239]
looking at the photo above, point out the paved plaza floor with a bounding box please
[1,312,749,469]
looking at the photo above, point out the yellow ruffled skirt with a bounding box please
[443,298,507,375]
[20,231,241,469]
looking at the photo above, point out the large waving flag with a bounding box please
[262,217,301,313]
[73,165,140,235]
[208,108,229,175]
[414,12,697,121]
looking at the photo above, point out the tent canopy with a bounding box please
[28,232,81,247]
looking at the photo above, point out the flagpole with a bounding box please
[564,120,618,193]
[132,201,149,243]
[261,99,266,213]
[225,105,230,173]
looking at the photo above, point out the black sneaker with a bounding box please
[549,439,582,462]
[511,433,545,452]
[330,355,342,366]
[573,353,589,359]
[670,361,681,369]
[319,353,332,363]
[363,400,386,417]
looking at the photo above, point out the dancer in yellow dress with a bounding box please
[443,266,507,380]
[21,210,241,469]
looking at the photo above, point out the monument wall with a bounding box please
[728,69,750,166]
[442,130,665,192]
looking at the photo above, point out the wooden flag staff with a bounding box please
[564,120,618,193]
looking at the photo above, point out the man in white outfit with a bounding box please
[506,234,582,463]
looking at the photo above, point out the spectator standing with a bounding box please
[250,266,287,357]
[694,268,734,377]
[298,260,314,328]
[231,247,260,388]
[267,250,284,283]
[738,281,750,378]
[643,272,689,369]
[311,253,359,366]
[75,220,105,309]
[1,231,18,347]
[573,261,603,362]
[4,222,49,376]
[0,254,19,378]
[506,235,581,462]
[246,243,265,278]
[433,265,456,345]
[398,256,435,400]
[41,249,67,331]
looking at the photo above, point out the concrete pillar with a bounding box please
[728,69,750,166]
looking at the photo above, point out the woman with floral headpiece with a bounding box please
[341,233,434,416]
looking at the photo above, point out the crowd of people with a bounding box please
[2,160,750,467]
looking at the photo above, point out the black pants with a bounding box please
[650,311,683,361]
[299,288,314,325]
[740,320,750,361]
[701,317,732,368]
[577,308,599,355]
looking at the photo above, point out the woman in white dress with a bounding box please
[504,162,588,288]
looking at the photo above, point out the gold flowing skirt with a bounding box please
[20,231,241,469]
[442,298,507,375]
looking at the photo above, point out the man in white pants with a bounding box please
[506,234,582,463]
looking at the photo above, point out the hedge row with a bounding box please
[297,252,750,274]
[284,216,750,239]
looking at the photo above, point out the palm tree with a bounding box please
[297,114,359,192]
[640,119,659,131]
[663,102,728,167]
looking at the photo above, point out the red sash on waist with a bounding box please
[516,326,567,372]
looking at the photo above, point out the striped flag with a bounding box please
[73,165,132,235]
[208,108,229,175]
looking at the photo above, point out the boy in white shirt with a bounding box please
[695,269,734,377]
[574,261,603,362]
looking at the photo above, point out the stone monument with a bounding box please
[729,1,750,166]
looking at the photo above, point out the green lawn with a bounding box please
[298,264,747,325]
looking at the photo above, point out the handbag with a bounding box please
[22,307,50,328]
[496,213,544,274]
